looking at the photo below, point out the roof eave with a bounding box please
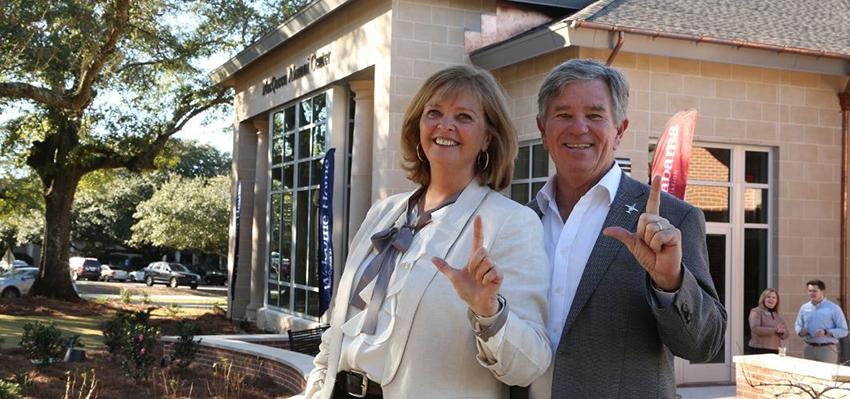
[470,19,850,76]
[210,0,350,86]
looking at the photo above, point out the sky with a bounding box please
[176,113,233,155]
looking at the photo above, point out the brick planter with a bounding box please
[734,354,850,398]
[162,334,314,396]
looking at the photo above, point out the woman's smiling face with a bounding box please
[419,89,490,181]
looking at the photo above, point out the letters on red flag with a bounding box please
[650,110,697,200]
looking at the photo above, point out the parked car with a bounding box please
[0,267,39,298]
[185,264,227,286]
[0,259,30,270]
[69,257,102,281]
[128,265,149,283]
[100,265,129,282]
[144,262,199,289]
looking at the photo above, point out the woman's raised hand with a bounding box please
[432,216,502,316]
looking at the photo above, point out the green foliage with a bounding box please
[164,304,181,317]
[0,379,21,399]
[0,0,309,300]
[101,309,150,355]
[0,373,32,399]
[170,320,202,371]
[158,139,231,178]
[99,309,160,380]
[19,321,65,365]
[131,175,229,255]
[72,170,162,250]
[119,287,133,304]
[121,319,160,381]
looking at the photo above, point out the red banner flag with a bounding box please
[650,110,697,200]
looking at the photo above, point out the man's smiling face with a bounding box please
[537,79,627,191]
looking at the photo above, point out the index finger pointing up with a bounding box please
[473,215,483,251]
[647,175,662,215]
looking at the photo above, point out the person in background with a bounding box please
[795,279,848,363]
[748,288,788,354]
[304,65,550,399]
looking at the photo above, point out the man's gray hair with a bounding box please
[537,58,630,124]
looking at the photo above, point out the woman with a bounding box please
[305,65,550,398]
[748,288,789,354]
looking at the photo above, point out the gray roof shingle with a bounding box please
[567,0,850,56]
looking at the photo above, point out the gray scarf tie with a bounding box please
[350,187,460,334]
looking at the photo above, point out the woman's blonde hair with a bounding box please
[400,65,517,191]
[758,288,780,312]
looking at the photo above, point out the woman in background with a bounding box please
[748,288,788,354]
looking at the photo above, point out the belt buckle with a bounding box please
[345,370,368,398]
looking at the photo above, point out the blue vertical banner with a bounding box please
[318,148,336,315]
[230,180,242,305]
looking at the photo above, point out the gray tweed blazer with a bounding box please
[529,173,727,398]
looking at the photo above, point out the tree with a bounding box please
[0,0,307,299]
[71,170,161,251]
[70,140,230,250]
[158,139,232,179]
[131,175,230,256]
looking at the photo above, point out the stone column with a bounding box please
[246,117,270,320]
[347,80,374,242]
[227,120,257,321]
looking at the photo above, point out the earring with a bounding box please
[416,144,426,163]
[477,151,490,171]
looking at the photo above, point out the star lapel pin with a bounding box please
[625,203,638,215]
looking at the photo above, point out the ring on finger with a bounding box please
[655,221,664,231]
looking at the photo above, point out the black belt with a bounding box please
[807,342,836,347]
[335,370,382,398]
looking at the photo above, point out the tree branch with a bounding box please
[69,0,132,110]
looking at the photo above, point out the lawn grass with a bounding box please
[0,307,215,350]
[0,314,108,350]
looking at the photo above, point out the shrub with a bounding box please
[141,292,151,305]
[119,288,133,304]
[120,321,159,381]
[0,374,32,399]
[100,309,160,381]
[171,321,202,371]
[19,321,65,365]
[0,379,22,399]
[164,304,181,317]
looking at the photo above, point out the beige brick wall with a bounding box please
[383,0,496,196]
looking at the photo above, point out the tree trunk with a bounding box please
[29,170,82,300]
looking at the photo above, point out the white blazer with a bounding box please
[305,181,551,398]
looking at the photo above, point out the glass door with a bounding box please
[676,224,733,384]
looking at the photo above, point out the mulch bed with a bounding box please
[0,296,297,398]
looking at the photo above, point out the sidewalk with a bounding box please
[676,385,736,399]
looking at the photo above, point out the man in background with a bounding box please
[795,279,848,363]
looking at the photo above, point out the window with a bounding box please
[268,91,330,319]
[651,143,774,359]
[510,141,548,204]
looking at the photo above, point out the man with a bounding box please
[527,59,727,398]
[795,279,848,363]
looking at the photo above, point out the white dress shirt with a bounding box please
[339,204,506,383]
[529,164,621,399]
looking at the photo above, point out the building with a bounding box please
[213,0,850,385]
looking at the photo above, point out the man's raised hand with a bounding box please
[603,175,683,291]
